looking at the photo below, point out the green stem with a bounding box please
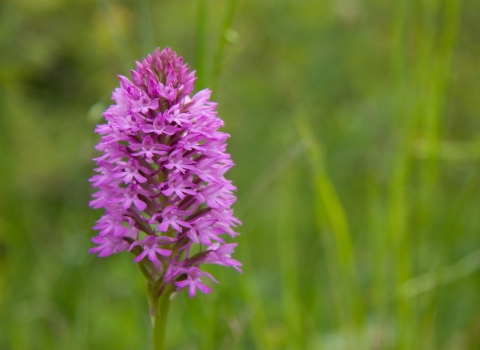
[152,289,172,350]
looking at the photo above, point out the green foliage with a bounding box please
[1,0,480,348]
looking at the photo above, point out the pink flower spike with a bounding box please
[89,47,241,300]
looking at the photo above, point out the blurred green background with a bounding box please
[1,0,480,348]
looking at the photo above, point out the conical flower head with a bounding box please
[89,47,241,297]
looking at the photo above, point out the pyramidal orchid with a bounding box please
[89,47,241,349]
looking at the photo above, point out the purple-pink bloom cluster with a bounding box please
[89,47,241,298]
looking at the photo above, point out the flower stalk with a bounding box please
[151,284,172,350]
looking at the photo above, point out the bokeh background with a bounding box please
[1,0,480,349]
